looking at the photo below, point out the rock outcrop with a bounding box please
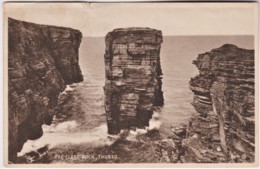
[8,18,83,162]
[104,28,164,134]
[170,44,255,163]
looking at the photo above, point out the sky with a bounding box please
[4,2,258,37]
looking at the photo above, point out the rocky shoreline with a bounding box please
[158,44,255,163]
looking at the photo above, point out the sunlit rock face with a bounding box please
[104,28,164,134]
[8,18,83,162]
[182,44,255,162]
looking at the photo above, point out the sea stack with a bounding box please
[175,44,255,162]
[8,18,83,162]
[104,28,164,134]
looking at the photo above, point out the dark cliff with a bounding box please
[104,28,164,134]
[170,44,255,163]
[8,18,83,162]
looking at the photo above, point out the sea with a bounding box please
[18,35,254,163]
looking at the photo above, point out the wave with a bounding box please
[18,122,118,157]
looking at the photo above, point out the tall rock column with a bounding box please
[104,28,163,134]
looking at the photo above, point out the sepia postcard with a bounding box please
[3,2,259,168]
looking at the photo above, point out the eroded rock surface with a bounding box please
[170,44,255,163]
[8,18,83,162]
[104,28,164,134]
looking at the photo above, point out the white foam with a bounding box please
[60,84,78,95]
[125,111,162,140]
[18,122,117,157]
[43,120,78,133]
[65,85,75,92]
[148,111,162,130]
[18,109,163,157]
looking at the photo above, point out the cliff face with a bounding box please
[172,44,255,163]
[104,28,164,134]
[8,18,83,162]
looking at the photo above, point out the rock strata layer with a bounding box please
[104,28,164,134]
[8,18,83,162]
[170,44,255,163]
